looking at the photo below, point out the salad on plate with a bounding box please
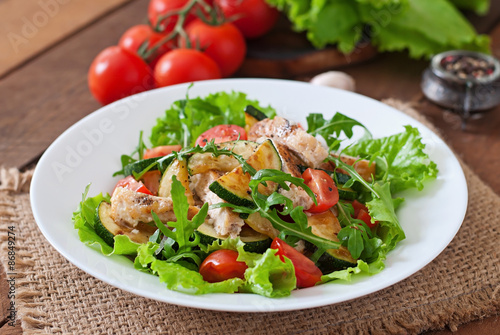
[72,90,438,297]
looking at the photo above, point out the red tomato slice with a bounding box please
[113,175,153,195]
[352,200,378,228]
[302,168,339,213]
[351,200,367,217]
[195,124,247,147]
[139,170,161,196]
[143,145,182,159]
[199,249,248,283]
[271,238,322,288]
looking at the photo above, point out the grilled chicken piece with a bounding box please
[248,116,328,168]
[190,171,245,238]
[110,187,199,227]
[273,142,314,210]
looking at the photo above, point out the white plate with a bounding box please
[30,79,467,312]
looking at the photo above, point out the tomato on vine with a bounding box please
[215,0,279,38]
[88,46,155,105]
[154,48,221,87]
[148,0,212,34]
[183,19,246,77]
[118,24,173,68]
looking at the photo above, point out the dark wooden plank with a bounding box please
[0,0,150,170]
[0,0,134,77]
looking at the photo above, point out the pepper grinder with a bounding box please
[421,50,500,129]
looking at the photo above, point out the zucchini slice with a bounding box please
[123,157,160,176]
[95,201,156,246]
[196,222,271,253]
[244,106,268,133]
[337,185,358,200]
[209,139,282,207]
[244,212,279,239]
[306,210,357,273]
[187,140,260,175]
[158,158,195,205]
[333,171,351,185]
[245,105,268,121]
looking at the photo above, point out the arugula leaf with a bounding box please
[150,91,276,148]
[307,112,371,151]
[150,176,209,264]
[248,169,342,250]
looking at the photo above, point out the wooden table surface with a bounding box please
[1,0,499,333]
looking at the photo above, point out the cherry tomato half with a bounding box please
[118,24,172,68]
[302,168,339,213]
[139,170,161,196]
[195,124,247,147]
[199,249,248,283]
[184,20,246,77]
[215,0,279,38]
[113,175,153,195]
[271,238,322,288]
[143,145,182,159]
[154,49,221,87]
[352,200,378,228]
[88,46,155,105]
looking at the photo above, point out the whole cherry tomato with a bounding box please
[154,49,221,87]
[199,249,248,283]
[148,0,211,33]
[271,238,322,288]
[302,168,339,213]
[88,46,154,105]
[184,19,246,77]
[215,0,279,38]
[195,124,247,147]
[118,24,173,68]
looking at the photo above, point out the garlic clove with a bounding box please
[310,71,356,92]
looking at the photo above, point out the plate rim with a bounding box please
[30,78,468,312]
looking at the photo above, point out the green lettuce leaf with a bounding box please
[150,91,276,148]
[343,125,438,193]
[368,0,490,58]
[449,0,490,15]
[238,247,296,297]
[135,241,297,297]
[366,182,405,251]
[72,189,141,256]
[136,242,243,294]
[266,0,491,58]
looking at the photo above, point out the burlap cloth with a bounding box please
[0,100,499,335]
